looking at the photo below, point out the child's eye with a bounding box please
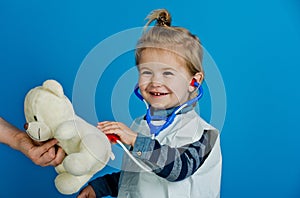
[163,71,174,76]
[141,71,152,75]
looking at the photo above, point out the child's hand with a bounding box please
[77,185,96,198]
[97,121,137,147]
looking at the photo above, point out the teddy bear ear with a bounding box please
[42,79,64,98]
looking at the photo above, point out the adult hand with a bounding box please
[16,133,65,166]
[0,117,65,166]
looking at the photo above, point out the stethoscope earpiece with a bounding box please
[190,78,200,88]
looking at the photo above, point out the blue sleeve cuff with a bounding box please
[131,134,153,160]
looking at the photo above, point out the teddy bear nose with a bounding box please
[24,123,28,130]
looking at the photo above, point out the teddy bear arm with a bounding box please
[55,172,93,195]
[55,163,66,174]
[63,152,96,176]
[54,120,77,140]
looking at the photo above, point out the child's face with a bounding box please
[138,49,194,109]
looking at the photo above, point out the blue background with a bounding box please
[1,0,300,197]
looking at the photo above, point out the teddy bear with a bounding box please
[23,79,115,195]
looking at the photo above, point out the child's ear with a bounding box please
[194,72,204,84]
[188,72,204,92]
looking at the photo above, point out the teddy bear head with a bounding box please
[24,80,74,141]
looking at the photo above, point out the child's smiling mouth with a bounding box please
[149,92,169,96]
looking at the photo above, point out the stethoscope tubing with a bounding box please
[134,84,203,137]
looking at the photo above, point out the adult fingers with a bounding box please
[49,147,65,166]
[32,139,59,166]
[37,139,58,155]
[36,152,56,167]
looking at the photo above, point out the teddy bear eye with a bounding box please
[34,115,38,121]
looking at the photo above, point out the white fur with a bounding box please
[24,79,114,195]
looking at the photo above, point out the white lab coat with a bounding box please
[118,110,222,198]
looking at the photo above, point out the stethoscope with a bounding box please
[108,79,203,172]
[134,78,203,137]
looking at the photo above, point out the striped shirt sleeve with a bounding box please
[89,171,120,197]
[131,130,218,182]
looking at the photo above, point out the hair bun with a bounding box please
[145,9,172,28]
[156,9,171,26]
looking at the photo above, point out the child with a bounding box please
[78,9,222,198]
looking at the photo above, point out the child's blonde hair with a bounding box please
[135,9,204,78]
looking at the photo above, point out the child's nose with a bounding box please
[150,74,163,86]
